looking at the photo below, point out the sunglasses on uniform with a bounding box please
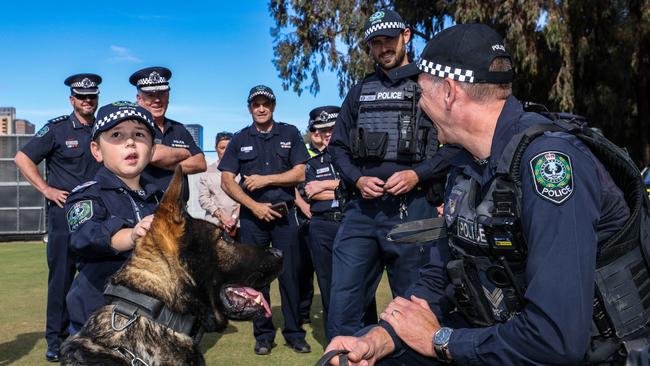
[73,94,98,100]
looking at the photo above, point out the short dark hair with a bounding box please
[215,132,233,146]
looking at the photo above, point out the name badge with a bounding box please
[241,146,253,153]
[280,141,291,149]
[316,167,330,174]
[65,139,79,148]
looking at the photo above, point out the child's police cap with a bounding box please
[92,101,155,140]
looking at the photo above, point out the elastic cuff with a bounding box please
[378,320,406,358]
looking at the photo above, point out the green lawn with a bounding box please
[0,242,392,365]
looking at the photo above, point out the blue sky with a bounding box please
[0,1,345,151]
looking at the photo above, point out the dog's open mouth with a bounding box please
[220,286,272,320]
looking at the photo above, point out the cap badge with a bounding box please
[369,11,385,23]
[81,78,93,88]
[149,71,162,83]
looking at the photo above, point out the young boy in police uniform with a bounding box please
[64,102,163,334]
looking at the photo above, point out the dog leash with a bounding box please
[314,349,349,366]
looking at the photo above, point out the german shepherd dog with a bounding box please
[61,168,283,365]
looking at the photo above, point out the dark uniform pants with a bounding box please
[328,189,438,338]
[308,217,338,340]
[240,205,305,343]
[297,217,314,322]
[46,204,76,348]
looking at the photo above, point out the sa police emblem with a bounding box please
[530,151,574,204]
[35,126,49,137]
[67,200,94,232]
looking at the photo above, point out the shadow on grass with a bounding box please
[199,323,238,353]
[0,331,41,365]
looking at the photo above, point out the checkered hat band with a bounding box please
[140,85,170,92]
[95,110,151,131]
[137,77,168,86]
[249,91,275,101]
[70,81,97,88]
[417,59,476,83]
[365,21,405,39]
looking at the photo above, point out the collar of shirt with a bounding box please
[69,112,93,129]
[248,120,280,138]
[95,166,161,199]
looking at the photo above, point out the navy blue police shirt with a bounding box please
[381,96,630,365]
[143,117,203,190]
[65,166,162,319]
[329,66,445,186]
[218,121,309,204]
[20,113,100,192]
[305,147,342,214]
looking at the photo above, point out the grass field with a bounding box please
[0,242,393,365]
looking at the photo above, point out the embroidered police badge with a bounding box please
[530,151,574,204]
[35,126,49,137]
[67,200,94,232]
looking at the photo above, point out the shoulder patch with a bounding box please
[530,151,574,204]
[67,200,94,232]
[48,115,68,124]
[35,125,50,137]
[71,181,97,193]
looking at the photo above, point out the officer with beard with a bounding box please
[327,9,447,338]
[14,73,103,362]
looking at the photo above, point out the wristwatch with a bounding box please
[433,327,453,362]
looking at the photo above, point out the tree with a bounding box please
[270,0,649,165]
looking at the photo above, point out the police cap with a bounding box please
[64,73,102,95]
[247,85,276,104]
[389,23,513,84]
[363,9,406,42]
[308,106,340,131]
[129,66,172,92]
[92,101,155,140]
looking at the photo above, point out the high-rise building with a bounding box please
[185,124,203,150]
[0,107,16,135]
[14,119,35,134]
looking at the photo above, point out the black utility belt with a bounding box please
[311,211,343,222]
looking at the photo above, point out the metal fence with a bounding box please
[0,134,47,236]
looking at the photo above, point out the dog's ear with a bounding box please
[158,165,187,223]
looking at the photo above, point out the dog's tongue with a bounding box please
[242,287,271,318]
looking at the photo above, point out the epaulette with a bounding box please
[48,115,69,124]
[165,117,181,125]
[71,180,97,193]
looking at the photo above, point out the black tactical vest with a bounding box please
[445,114,650,361]
[350,77,437,163]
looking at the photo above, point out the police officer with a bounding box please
[218,85,312,355]
[325,23,647,365]
[14,73,102,362]
[301,106,345,341]
[130,66,207,190]
[64,101,162,334]
[327,9,445,338]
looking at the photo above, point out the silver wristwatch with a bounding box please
[433,327,453,362]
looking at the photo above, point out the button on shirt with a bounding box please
[144,117,203,190]
[218,121,309,203]
[65,166,162,322]
[305,148,341,214]
[20,113,100,192]
[383,96,630,365]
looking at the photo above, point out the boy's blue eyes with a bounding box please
[108,131,147,139]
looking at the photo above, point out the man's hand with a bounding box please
[250,202,282,222]
[129,215,154,248]
[243,174,271,192]
[221,216,237,231]
[356,176,385,199]
[380,295,441,358]
[44,187,69,208]
[384,170,419,196]
[295,197,312,219]
[305,180,325,199]
[324,326,395,366]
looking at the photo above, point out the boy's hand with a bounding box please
[130,215,154,247]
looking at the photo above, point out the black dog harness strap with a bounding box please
[314,349,349,366]
[104,283,198,337]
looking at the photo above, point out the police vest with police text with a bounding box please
[351,77,437,163]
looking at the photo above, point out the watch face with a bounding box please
[434,327,453,345]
